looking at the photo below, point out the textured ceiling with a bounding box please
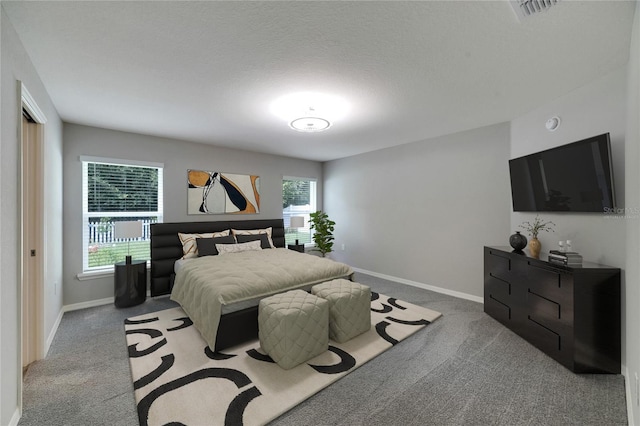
[2,1,635,161]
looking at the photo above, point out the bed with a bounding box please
[150,219,354,351]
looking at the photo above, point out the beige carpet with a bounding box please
[124,292,441,426]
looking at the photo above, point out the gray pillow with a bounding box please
[196,235,236,256]
[236,233,271,249]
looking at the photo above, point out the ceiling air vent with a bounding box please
[509,0,561,22]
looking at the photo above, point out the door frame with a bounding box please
[18,82,47,411]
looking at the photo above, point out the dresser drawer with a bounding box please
[485,295,511,323]
[527,316,562,354]
[486,274,510,301]
[527,290,562,328]
[527,263,568,302]
[486,249,511,281]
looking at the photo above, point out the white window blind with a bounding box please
[282,177,317,246]
[81,157,163,272]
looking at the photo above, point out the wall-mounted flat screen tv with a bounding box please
[509,133,615,212]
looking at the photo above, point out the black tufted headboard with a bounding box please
[150,219,285,296]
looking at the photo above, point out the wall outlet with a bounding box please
[341,243,345,251]
[54,281,57,295]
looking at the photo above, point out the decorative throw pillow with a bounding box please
[232,227,275,248]
[196,235,236,256]
[216,239,262,255]
[236,233,271,249]
[178,230,230,259]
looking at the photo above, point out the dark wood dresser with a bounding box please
[484,246,621,373]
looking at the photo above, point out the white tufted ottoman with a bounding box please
[258,289,329,370]
[311,279,371,343]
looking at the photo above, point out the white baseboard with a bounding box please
[63,296,114,312]
[9,407,20,426]
[352,267,484,304]
[624,365,636,426]
[63,289,155,313]
[44,308,64,357]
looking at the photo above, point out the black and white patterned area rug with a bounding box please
[124,292,442,426]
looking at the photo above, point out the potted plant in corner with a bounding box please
[309,211,335,257]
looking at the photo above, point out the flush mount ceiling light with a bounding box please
[270,92,349,133]
[290,116,331,132]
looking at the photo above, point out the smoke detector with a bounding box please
[510,0,562,22]
[545,116,561,132]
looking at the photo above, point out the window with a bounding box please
[282,177,317,246]
[81,156,163,272]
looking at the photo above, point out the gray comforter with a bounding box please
[170,248,353,350]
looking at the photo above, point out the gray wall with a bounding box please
[324,122,512,299]
[1,7,64,425]
[625,3,640,423]
[510,64,634,400]
[510,66,627,267]
[63,123,323,305]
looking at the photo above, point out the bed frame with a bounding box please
[150,218,286,351]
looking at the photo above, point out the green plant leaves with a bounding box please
[309,211,335,257]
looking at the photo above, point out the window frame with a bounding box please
[282,176,317,247]
[80,155,164,274]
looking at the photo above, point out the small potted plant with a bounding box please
[519,215,555,257]
[309,211,335,257]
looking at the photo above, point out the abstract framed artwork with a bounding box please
[187,170,260,214]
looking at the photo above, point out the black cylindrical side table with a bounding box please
[114,259,147,308]
[287,244,305,253]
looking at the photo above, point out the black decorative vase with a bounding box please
[509,231,527,251]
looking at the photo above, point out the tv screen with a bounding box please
[509,133,615,212]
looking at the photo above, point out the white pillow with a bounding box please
[178,230,230,259]
[216,239,262,255]
[231,227,275,248]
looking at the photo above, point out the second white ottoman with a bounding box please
[258,289,329,370]
[311,279,371,343]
